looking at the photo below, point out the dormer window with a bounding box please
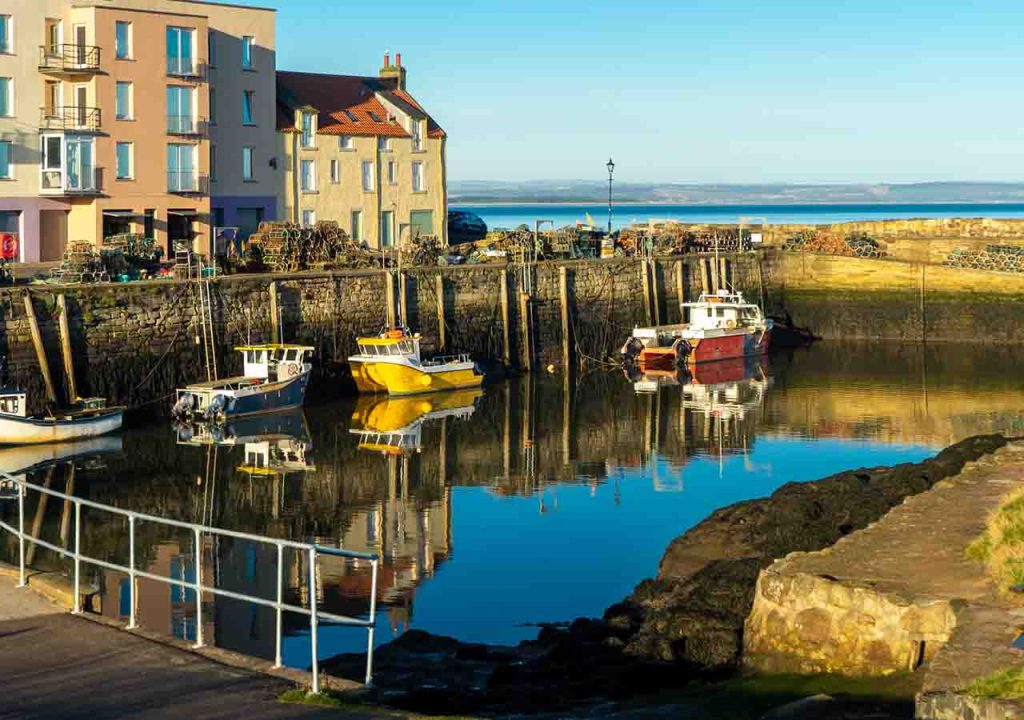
[411,119,423,152]
[300,111,316,148]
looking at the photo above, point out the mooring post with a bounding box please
[436,274,446,351]
[699,258,711,295]
[499,270,511,366]
[23,293,57,405]
[676,260,687,323]
[640,260,652,325]
[920,263,927,343]
[56,294,78,401]
[384,271,396,328]
[651,260,662,326]
[559,266,572,371]
[269,281,280,344]
[519,292,533,371]
[399,271,409,327]
[719,257,730,290]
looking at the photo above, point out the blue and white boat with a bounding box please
[0,389,123,446]
[172,344,313,424]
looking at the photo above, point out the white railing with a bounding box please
[0,472,378,693]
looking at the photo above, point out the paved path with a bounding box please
[0,575,394,720]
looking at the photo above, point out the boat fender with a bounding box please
[172,393,196,418]
[205,394,229,423]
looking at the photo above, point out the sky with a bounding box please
[262,0,1024,184]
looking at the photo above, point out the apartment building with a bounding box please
[0,0,276,262]
[276,54,448,247]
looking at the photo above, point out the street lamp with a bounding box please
[606,158,615,234]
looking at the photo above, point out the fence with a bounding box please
[0,471,379,693]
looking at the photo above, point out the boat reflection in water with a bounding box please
[175,411,316,479]
[349,388,483,455]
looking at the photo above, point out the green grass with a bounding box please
[966,488,1024,597]
[279,688,476,719]
[962,667,1024,699]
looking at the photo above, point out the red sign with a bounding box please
[0,233,17,261]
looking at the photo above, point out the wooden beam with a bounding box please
[650,261,661,326]
[399,271,409,327]
[499,270,511,366]
[699,258,711,295]
[640,261,652,325]
[519,292,532,371]
[676,261,686,323]
[56,294,78,401]
[269,281,280,344]
[24,293,57,405]
[384,271,396,328]
[559,266,572,371]
[436,274,446,351]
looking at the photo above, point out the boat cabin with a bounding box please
[237,345,313,381]
[683,291,765,331]
[356,336,422,362]
[0,389,27,419]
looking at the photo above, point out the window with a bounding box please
[302,210,315,227]
[116,142,132,179]
[377,137,391,152]
[0,15,11,55]
[115,81,132,120]
[411,120,423,152]
[361,160,374,192]
[300,160,316,192]
[387,160,397,185]
[330,159,340,184]
[242,146,255,181]
[242,36,254,69]
[351,210,362,242]
[343,110,358,123]
[0,141,11,179]
[242,91,255,125]
[209,144,216,181]
[115,21,131,59]
[167,85,193,132]
[166,26,196,76]
[380,210,394,247]
[412,161,425,192]
[0,78,12,117]
[209,88,216,125]
[144,209,155,239]
[300,112,315,148]
[339,135,353,150]
[167,143,195,192]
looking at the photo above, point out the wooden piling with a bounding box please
[56,294,78,401]
[559,266,572,370]
[399,271,409,327]
[384,271,396,328]
[499,271,511,366]
[519,292,533,371]
[699,258,711,295]
[435,274,446,351]
[651,261,661,326]
[24,293,57,405]
[719,258,730,290]
[640,261,652,325]
[269,281,280,344]
[676,261,687,323]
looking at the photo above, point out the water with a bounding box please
[4,340,1024,673]
[454,202,1024,231]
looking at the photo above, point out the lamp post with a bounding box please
[606,158,615,234]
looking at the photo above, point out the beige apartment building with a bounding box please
[0,0,277,262]
[277,54,448,247]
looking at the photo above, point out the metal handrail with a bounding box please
[0,472,378,693]
[40,106,102,132]
[39,44,102,72]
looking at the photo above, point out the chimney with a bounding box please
[379,50,408,91]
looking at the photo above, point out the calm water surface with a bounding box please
[4,340,1024,672]
[454,202,1024,230]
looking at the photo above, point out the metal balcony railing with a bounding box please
[167,115,208,137]
[167,171,210,195]
[166,56,207,80]
[0,472,379,692]
[39,44,102,73]
[40,106,102,132]
[40,165,103,195]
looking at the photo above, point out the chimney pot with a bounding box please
[384,51,390,67]
[396,52,402,68]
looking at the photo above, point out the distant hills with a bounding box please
[449,181,1024,205]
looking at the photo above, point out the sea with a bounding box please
[452,202,1024,231]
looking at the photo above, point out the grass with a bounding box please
[966,487,1024,598]
[962,667,1024,699]
[279,688,476,719]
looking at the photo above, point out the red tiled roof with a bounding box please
[276,71,446,139]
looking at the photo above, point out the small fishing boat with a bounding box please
[173,344,313,424]
[348,328,483,396]
[621,290,772,370]
[0,389,123,445]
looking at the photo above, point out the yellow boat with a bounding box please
[348,329,483,396]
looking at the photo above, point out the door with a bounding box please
[75,85,87,128]
[167,86,192,133]
[45,82,61,118]
[167,144,195,191]
[380,210,394,247]
[73,25,86,66]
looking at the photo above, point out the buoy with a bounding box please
[546,364,556,374]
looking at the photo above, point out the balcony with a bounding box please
[40,106,102,133]
[167,115,208,137]
[39,44,102,75]
[40,166,103,196]
[166,56,207,81]
[167,172,209,195]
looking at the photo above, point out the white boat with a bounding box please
[0,389,124,446]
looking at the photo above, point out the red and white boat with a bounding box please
[621,290,772,370]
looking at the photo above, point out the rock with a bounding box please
[447,211,488,246]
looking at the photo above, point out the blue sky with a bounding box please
[266,0,1024,183]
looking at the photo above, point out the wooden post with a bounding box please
[384,271,396,328]
[719,257,730,291]
[699,258,711,295]
[519,292,532,371]
[650,261,661,326]
[399,271,409,327]
[559,266,572,371]
[24,293,57,405]
[499,271,511,366]
[269,281,280,344]
[435,274,446,351]
[56,294,78,401]
[640,261,652,324]
[676,261,687,324]
[920,263,927,343]
[756,254,767,311]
